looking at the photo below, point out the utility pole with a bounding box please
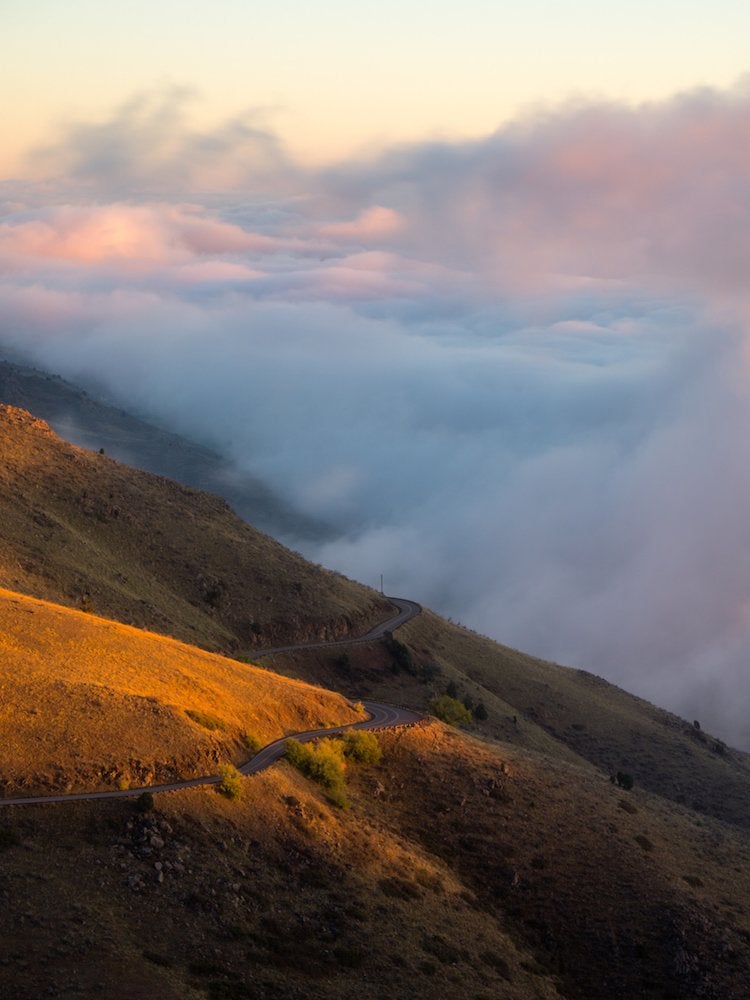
[380,574,384,595]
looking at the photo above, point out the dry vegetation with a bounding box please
[0,405,390,653]
[3,401,750,997]
[0,586,358,796]
[1,726,749,999]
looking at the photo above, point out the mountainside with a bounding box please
[2,403,750,998]
[0,404,390,653]
[0,586,359,797]
[0,357,327,540]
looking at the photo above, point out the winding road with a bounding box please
[0,597,423,807]
[251,597,422,657]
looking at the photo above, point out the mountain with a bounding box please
[0,586,359,797]
[0,356,328,541]
[0,404,390,653]
[2,404,750,999]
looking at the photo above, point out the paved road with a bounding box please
[252,596,421,657]
[0,598,423,807]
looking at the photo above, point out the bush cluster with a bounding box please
[185,708,227,731]
[429,694,473,727]
[217,763,243,800]
[341,729,382,765]
[285,730,383,807]
[286,738,349,807]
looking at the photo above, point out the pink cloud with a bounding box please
[318,205,404,241]
[0,203,256,267]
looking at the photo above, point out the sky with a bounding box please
[3,3,750,748]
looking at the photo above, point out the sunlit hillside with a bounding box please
[0,586,358,796]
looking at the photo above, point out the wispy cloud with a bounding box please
[4,84,750,746]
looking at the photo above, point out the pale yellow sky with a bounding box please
[3,0,750,174]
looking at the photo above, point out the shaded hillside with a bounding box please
[260,610,750,833]
[1,725,749,999]
[0,405,390,652]
[0,357,326,540]
[0,587,359,797]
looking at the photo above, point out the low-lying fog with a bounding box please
[4,84,750,747]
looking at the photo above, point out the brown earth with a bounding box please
[1,726,749,999]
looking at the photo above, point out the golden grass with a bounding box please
[0,586,358,794]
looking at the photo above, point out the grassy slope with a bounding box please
[263,609,750,833]
[0,405,390,652]
[0,357,326,540]
[0,587,358,796]
[1,726,749,999]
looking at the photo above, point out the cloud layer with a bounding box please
[4,86,750,747]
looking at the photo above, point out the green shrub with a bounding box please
[385,632,415,674]
[217,763,243,800]
[285,738,349,807]
[419,662,442,684]
[341,730,382,765]
[186,708,227,731]
[242,733,261,754]
[473,701,489,721]
[429,695,473,727]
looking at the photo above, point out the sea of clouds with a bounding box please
[3,85,750,746]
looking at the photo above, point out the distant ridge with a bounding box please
[0,356,329,541]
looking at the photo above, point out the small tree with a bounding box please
[217,763,243,800]
[342,730,382,765]
[429,695,472,727]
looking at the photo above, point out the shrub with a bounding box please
[336,653,351,675]
[217,763,243,800]
[135,791,155,813]
[285,738,349,807]
[385,632,415,674]
[341,730,382,765]
[185,708,227,731]
[242,733,261,754]
[611,771,634,790]
[429,695,472,727]
[473,701,489,721]
[419,662,442,684]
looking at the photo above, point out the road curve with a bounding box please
[0,598,423,807]
[252,596,421,657]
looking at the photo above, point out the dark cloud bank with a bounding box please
[4,86,750,747]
